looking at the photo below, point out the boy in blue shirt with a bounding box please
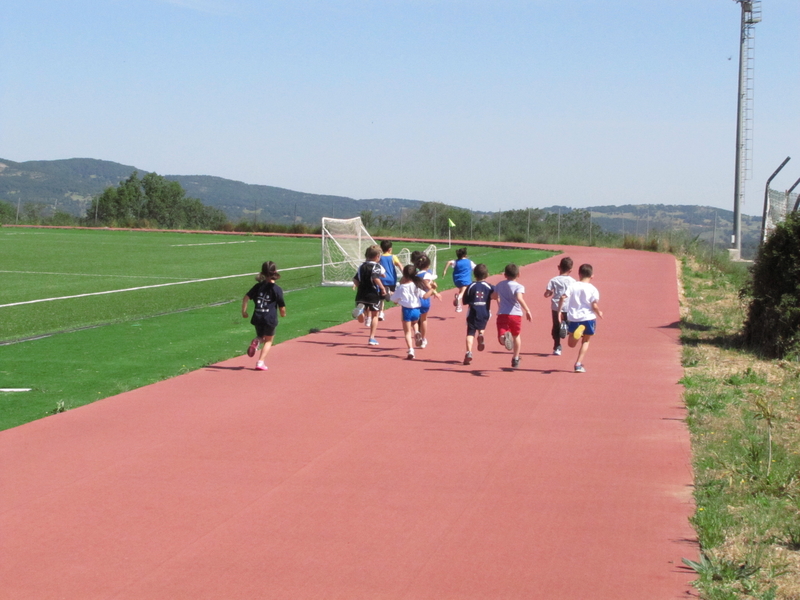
[378,240,403,321]
[462,264,494,366]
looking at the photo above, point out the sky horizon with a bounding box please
[2,1,798,218]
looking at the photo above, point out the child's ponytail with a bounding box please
[256,261,280,282]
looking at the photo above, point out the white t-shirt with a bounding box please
[566,281,600,322]
[390,281,426,308]
[546,274,575,312]
[495,279,525,316]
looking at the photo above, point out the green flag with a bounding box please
[448,218,456,228]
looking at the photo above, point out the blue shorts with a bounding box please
[401,307,421,322]
[568,319,597,336]
[418,296,431,315]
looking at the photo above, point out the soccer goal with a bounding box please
[395,244,438,278]
[321,217,378,286]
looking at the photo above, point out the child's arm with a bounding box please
[372,275,387,297]
[442,260,454,276]
[516,292,533,322]
[279,306,287,317]
[544,289,554,299]
[557,294,567,313]
[592,300,603,319]
[241,295,251,318]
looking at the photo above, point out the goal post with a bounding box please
[320,217,378,286]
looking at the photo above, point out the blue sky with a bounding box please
[1,0,798,214]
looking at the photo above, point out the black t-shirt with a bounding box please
[246,281,285,327]
[354,261,383,304]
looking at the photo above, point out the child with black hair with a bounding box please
[378,240,404,321]
[543,256,575,356]
[390,264,440,359]
[442,247,475,313]
[462,263,494,366]
[353,245,388,346]
[242,261,286,371]
[414,252,438,349]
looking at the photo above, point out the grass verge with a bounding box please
[680,254,800,600]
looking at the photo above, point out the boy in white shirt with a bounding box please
[543,256,575,356]
[565,263,603,373]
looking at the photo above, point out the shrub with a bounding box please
[742,212,800,358]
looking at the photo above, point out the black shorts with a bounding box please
[254,322,277,338]
[466,314,490,337]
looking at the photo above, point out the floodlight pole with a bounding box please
[731,0,761,258]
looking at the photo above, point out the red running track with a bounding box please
[0,246,697,599]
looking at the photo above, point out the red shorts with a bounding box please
[496,314,522,337]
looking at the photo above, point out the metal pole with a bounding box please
[788,176,800,212]
[16,197,21,224]
[761,156,791,242]
[526,208,530,243]
[732,5,747,256]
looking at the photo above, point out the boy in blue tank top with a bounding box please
[378,240,404,321]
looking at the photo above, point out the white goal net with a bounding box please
[321,217,378,286]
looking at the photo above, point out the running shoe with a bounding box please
[572,324,586,340]
[246,338,259,357]
[420,338,428,349]
[511,356,520,368]
[559,321,568,339]
[368,338,379,346]
[407,348,415,360]
[456,305,463,313]
[255,362,268,371]
[364,316,372,327]
[378,311,385,321]
[463,351,473,365]
[415,332,423,348]
[352,304,364,319]
[477,333,485,352]
[453,293,459,307]
[574,363,586,373]
[554,346,562,356]
[503,331,514,351]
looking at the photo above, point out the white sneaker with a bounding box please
[352,304,364,319]
[378,311,385,321]
[407,348,415,359]
[420,339,428,349]
[574,363,586,373]
[503,331,514,351]
[365,316,372,327]
[415,332,423,347]
[554,346,562,356]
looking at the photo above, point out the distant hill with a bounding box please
[0,158,423,224]
[0,157,763,254]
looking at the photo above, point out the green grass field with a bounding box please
[0,227,554,430]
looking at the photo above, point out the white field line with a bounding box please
[0,264,323,309]
[0,270,187,280]
[0,388,32,392]
[170,241,258,247]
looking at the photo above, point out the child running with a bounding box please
[462,263,494,366]
[390,264,440,359]
[414,252,438,349]
[353,245,388,346]
[492,263,532,368]
[543,256,575,356]
[442,247,475,313]
[242,261,286,371]
[565,263,603,373]
[378,240,404,321]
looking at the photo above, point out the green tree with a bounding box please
[0,200,16,224]
[742,212,800,358]
[88,172,227,230]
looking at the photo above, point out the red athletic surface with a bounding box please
[0,246,697,599]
